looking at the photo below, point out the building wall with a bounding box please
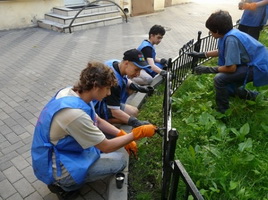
[0,0,190,30]
[172,0,190,5]
[154,0,165,12]
[0,0,63,30]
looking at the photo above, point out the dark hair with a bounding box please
[149,25,166,37]
[205,10,233,35]
[73,62,117,93]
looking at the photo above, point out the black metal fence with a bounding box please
[158,30,219,200]
[168,31,218,95]
[157,19,243,199]
[159,70,205,200]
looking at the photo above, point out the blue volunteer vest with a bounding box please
[105,60,129,103]
[240,0,268,27]
[218,29,268,87]
[137,40,164,77]
[94,60,128,120]
[31,91,100,185]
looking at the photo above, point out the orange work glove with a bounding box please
[242,2,257,10]
[117,130,138,157]
[117,129,128,137]
[125,141,138,159]
[132,124,157,140]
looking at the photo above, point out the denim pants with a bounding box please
[214,65,257,113]
[56,150,127,191]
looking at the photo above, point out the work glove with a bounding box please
[132,124,157,140]
[239,2,257,10]
[116,130,138,158]
[160,70,167,77]
[129,83,154,96]
[160,58,168,65]
[127,116,150,128]
[187,51,207,58]
[194,65,219,75]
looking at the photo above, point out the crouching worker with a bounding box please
[188,10,268,113]
[31,61,157,199]
[95,49,155,128]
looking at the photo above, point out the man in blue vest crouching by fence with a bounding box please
[188,10,268,114]
[31,61,157,199]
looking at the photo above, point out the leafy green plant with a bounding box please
[129,27,268,200]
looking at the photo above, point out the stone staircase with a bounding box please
[38,3,123,33]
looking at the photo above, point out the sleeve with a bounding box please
[224,36,243,66]
[105,85,121,109]
[66,111,106,149]
[141,46,153,59]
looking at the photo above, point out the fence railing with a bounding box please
[159,71,204,200]
[168,31,218,95]
[158,29,220,200]
[157,20,242,199]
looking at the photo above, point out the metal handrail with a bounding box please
[68,0,128,33]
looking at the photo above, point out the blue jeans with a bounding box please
[56,150,127,191]
[214,65,258,113]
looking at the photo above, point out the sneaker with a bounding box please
[48,184,79,200]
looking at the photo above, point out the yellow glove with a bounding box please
[116,130,138,157]
[242,2,257,10]
[132,124,157,140]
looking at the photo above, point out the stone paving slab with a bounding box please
[0,1,241,199]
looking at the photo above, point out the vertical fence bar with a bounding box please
[191,31,202,72]
[161,29,225,199]
[161,128,179,200]
[161,70,171,200]
[169,166,180,200]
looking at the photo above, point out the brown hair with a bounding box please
[73,62,117,93]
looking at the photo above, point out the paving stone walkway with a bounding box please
[0,1,241,199]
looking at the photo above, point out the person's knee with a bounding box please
[106,152,127,172]
[131,107,139,117]
[116,153,127,171]
[214,73,226,87]
[124,105,139,117]
[144,76,153,85]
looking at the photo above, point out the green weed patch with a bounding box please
[129,27,268,200]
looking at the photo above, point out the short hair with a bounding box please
[73,62,117,93]
[149,25,166,37]
[205,10,233,35]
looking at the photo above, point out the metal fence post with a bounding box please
[191,31,202,72]
[161,128,179,200]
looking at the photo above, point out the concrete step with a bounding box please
[53,4,120,16]
[38,15,123,33]
[38,3,124,33]
[44,10,121,25]
[127,75,163,108]
[107,147,129,200]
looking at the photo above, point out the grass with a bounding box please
[129,27,268,200]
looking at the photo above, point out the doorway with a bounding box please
[131,0,154,16]
[165,0,172,7]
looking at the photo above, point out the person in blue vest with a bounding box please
[132,24,168,85]
[31,61,157,199]
[95,49,155,128]
[188,10,268,113]
[238,0,268,40]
